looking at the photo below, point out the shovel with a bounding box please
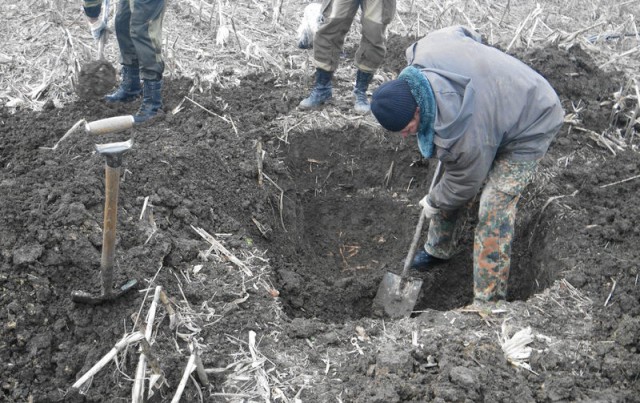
[72,139,137,304]
[372,161,443,318]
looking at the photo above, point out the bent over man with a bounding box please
[370,26,564,305]
[84,0,166,123]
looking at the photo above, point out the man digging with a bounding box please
[83,0,166,123]
[370,26,565,307]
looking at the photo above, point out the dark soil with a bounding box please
[1,34,639,403]
[76,61,117,102]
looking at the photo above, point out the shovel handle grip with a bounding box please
[86,115,134,135]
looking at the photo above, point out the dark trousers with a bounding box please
[115,0,166,80]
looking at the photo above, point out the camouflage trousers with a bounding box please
[313,0,397,73]
[115,0,166,80]
[424,157,539,302]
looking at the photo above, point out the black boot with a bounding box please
[299,68,333,109]
[133,79,163,124]
[105,65,142,103]
[353,69,373,114]
[410,249,446,272]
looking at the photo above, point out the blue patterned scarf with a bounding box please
[398,65,436,158]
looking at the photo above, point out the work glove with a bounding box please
[88,17,107,41]
[419,194,439,219]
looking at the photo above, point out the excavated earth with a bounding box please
[1,34,639,402]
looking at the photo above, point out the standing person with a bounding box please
[83,0,166,123]
[299,0,397,114]
[370,26,565,306]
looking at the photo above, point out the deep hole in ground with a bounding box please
[267,125,558,322]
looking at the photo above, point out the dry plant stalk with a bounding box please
[256,140,264,186]
[271,0,283,27]
[129,313,165,397]
[604,277,617,307]
[384,161,394,188]
[40,119,86,151]
[506,4,543,52]
[191,225,253,276]
[193,347,210,386]
[159,289,178,329]
[528,190,579,249]
[600,173,640,188]
[72,331,145,390]
[171,353,197,403]
[248,331,271,400]
[262,173,287,232]
[132,286,162,402]
[499,322,537,374]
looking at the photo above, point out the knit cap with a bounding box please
[371,80,418,132]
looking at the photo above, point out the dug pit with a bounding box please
[266,125,558,322]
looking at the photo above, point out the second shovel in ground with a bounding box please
[71,139,137,304]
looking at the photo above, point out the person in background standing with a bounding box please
[299,0,397,114]
[83,0,166,123]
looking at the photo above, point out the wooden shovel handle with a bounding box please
[401,213,426,277]
[401,161,443,278]
[100,164,120,296]
[86,116,134,135]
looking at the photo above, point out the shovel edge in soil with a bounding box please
[71,279,138,305]
[372,161,443,319]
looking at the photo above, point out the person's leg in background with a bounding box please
[299,0,359,109]
[130,0,166,123]
[105,0,142,103]
[353,0,396,113]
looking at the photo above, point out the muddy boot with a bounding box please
[353,69,373,114]
[105,65,142,103]
[133,79,163,124]
[299,68,333,110]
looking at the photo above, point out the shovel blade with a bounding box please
[71,279,138,305]
[372,272,423,319]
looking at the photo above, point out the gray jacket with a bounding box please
[407,26,564,211]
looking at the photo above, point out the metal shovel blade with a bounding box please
[372,272,423,318]
[71,279,138,305]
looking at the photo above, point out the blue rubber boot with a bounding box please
[299,68,333,109]
[133,79,163,124]
[105,65,142,103]
[353,69,373,114]
[411,249,445,272]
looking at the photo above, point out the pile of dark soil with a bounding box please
[76,60,117,102]
[1,27,638,403]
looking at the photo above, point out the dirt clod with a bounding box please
[76,60,117,101]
